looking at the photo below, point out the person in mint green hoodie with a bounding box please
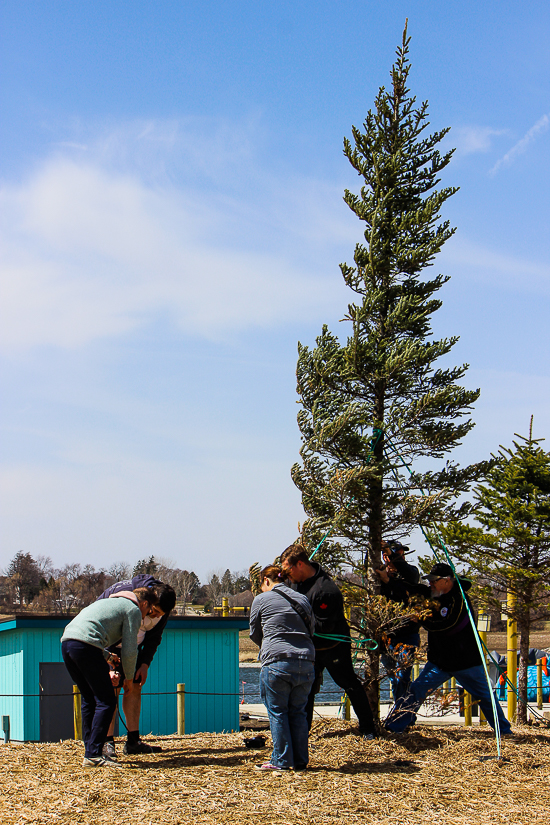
[61,587,158,768]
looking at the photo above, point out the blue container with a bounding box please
[0,614,248,741]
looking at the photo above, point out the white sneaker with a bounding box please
[82,755,122,768]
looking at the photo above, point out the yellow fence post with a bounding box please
[464,691,472,726]
[177,683,185,735]
[507,590,517,723]
[222,597,229,617]
[537,659,543,710]
[72,685,82,741]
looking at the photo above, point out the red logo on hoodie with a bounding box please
[320,603,328,609]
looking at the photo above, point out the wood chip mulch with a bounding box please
[3,720,550,825]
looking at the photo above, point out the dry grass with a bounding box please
[3,721,550,825]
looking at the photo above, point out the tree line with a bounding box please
[0,553,252,615]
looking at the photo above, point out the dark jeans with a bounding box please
[307,642,375,734]
[380,631,420,702]
[61,639,117,758]
[385,661,512,734]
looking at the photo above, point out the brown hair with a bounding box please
[260,565,285,583]
[133,587,159,607]
[280,544,310,567]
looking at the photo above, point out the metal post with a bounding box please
[537,659,543,710]
[507,590,517,723]
[464,692,472,726]
[222,597,229,617]
[343,695,351,721]
[413,662,420,681]
[479,628,487,726]
[177,683,185,735]
[73,685,82,741]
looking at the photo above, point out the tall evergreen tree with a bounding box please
[443,420,550,723]
[291,26,486,708]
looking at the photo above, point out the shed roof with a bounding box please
[0,613,249,632]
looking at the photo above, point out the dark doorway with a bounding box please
[39,662,75,742]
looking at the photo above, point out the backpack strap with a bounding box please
[273,587,314,637]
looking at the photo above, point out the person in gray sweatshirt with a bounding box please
[61,587,158,768]
[249,564,315,772]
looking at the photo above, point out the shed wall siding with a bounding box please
[139,628,239,735]
[23,628,65,742]
[0,631,24,741]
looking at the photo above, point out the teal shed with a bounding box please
[0,614,249,742]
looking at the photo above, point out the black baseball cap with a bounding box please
[425,562,455,581]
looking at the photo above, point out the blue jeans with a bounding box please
[381,631,420,702]
[385,661,512,734]
[62,639,117,758]
[260,659,315,769]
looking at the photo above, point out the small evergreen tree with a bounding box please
[291,25,486,714]
[133,555,158,576]
[221,569,234,596]
[443,419,550,723]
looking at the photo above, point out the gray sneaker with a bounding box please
[82,755,121,768]
[102,741,117,759]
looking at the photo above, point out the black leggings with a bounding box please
[62,639,117,758]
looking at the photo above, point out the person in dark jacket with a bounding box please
[280,544,376,739]
[376,540,422,701]
[97,574,176,756]
[384,562,512,734]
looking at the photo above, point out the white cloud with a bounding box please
[448,125,507,157]
[489,114,550,175]
[0,121,354,352]
[441,236,550,294]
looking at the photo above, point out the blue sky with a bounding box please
[1,1,549,581]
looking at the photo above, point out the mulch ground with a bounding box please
[3,720,550,825]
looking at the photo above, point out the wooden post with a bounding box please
[177,683,185,735]
[222,597,229,617]
[72,685,82,741]
[413,662,420,681]
[537,659,543,710]
[507,590,517,723]
[464,692,472,726]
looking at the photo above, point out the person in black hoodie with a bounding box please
[280,544,376,739]
[376,540,422,701]
[96,574,176,756]
[384,562,512,734]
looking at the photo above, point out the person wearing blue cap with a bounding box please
[384,562,512,735]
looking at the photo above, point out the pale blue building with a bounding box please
[0,614,248,742]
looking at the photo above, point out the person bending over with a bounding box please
[384,562,512,736]
[250,565,315,772]
[97,574,176,756]
[61,587,159,768]
[280,544,376,739]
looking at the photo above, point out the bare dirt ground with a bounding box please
[2,722,549,825]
